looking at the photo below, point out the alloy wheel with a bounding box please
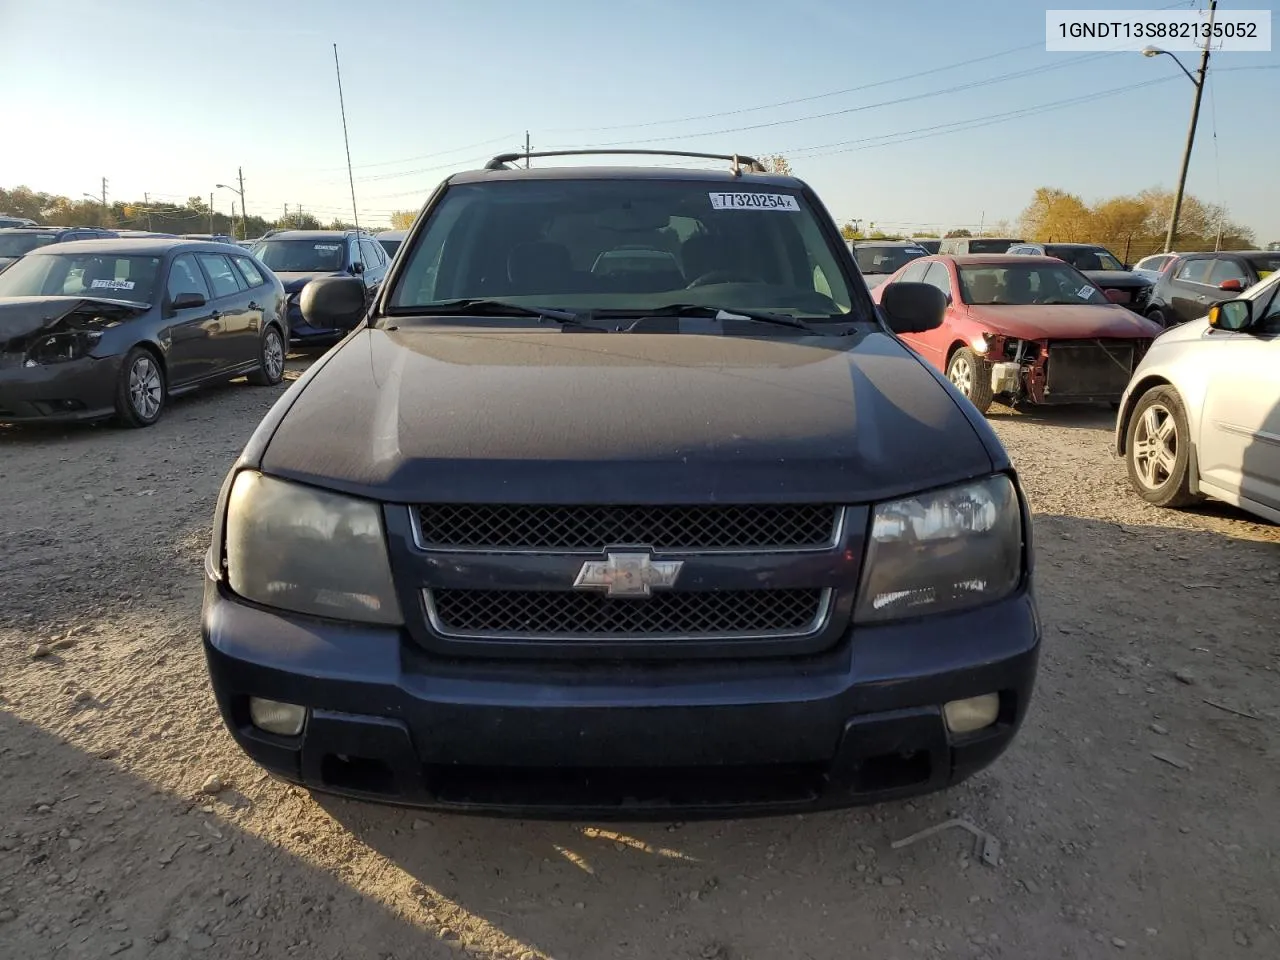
[1132,402,1178,489]
[128,356,163,420]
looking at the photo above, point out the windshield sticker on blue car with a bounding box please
[1077,285,1096,299]
[90,279,136,291]
[314,243,341,251]
[708,192,801,211]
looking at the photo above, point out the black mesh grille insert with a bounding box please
[415,504,838,551]
[430,589,826,638]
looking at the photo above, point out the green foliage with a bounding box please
[944,228,972,238]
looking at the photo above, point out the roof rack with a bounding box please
[483,149,768,176]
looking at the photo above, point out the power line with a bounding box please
[543,50,1126,150]
[782,75,1180,160]
[546,41,1047,134]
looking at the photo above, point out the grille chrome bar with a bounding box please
[411,504,843,554]
[424,588,833,642]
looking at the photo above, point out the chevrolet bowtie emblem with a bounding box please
[574,552,684,598]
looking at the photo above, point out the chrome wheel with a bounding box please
[1132,402,1178,489]
[264,330,285,381]
[948,354,974,396]
[128,356,163,420]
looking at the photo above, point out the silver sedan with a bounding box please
[1115,269,1280,523]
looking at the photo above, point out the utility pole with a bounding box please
[143,192,152,231]
[99,177,108,226]
[1157,0,1215,252]
[209,192,214,235]
[524,131,531,169]
[238,166,247,239]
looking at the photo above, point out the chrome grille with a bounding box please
[414,504,839,551]
[427,588,829,640]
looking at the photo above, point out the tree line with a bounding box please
[0,186,364,239]
[838,186,1256,260]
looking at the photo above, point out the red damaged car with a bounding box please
[871,254,1162,414]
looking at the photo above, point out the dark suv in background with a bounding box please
[1006,242,1152,313]
[0,226,118,271]
[1144,250,1280,327]
[251,229,389,346]
[202,149,1041,819]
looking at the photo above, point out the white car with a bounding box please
[1131,252,1178,284]
[1115,270,1280,522]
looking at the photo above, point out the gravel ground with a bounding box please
[2,369,1278,960]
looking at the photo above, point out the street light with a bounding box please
[1142,0,1215,253]
[216,178,246,240]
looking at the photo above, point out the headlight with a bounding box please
[855,474,1022,623]
[225,471,403,625]
[24,331,101,366]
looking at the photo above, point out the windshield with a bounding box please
[0,252,161,302]
[958,263,1109,306]
[1245,254,1280,279]
[854,245,926,275]
[389,179,855,319]
[0,232,59,257]
[253,238,347,273]
[1047,246,1124,272]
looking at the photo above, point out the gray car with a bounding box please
[1115,269,1280,523]
[0,238,287,427]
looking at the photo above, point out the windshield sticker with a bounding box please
[314,243,341,251]
[1077,285,1095,300]
[90,278,136,291]
[709,192,801,212]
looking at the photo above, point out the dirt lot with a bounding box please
[2,369,1278,960]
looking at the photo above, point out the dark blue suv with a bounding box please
[251,230,388,346]
[203,150,1040,818]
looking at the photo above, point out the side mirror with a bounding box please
[1122,263,1132,272]
[300,275,367,331]
[170,291,207,310]
[1218,278,1243,291]
[880,281,947,334]
[351,262,365,275]
[1208,300,1251,331]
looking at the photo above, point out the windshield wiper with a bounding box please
[400,298,591,326]
[593,303,821,334]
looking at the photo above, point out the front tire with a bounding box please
[1145,306,1168,327]
[1125,385,1200,508]
[247,326,285,386]
[947,347,994,414]
[114,347,166,428]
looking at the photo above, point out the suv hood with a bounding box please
[967,303,1161,340]
[276,271,345,294]
[0,296,149,350]
[260,328,997,504]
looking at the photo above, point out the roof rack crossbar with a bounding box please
[483,149,768,174]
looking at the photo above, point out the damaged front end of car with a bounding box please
[980,333,1151,406]
[0,297,147,366]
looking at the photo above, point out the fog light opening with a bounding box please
[943,694,1000,734]
[249,697,307,736]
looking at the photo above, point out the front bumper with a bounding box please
[0,354,122,423]
[203,576,1041,819]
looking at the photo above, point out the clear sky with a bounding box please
[2,0,1276,239]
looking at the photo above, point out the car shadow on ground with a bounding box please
[0,709,469,960]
